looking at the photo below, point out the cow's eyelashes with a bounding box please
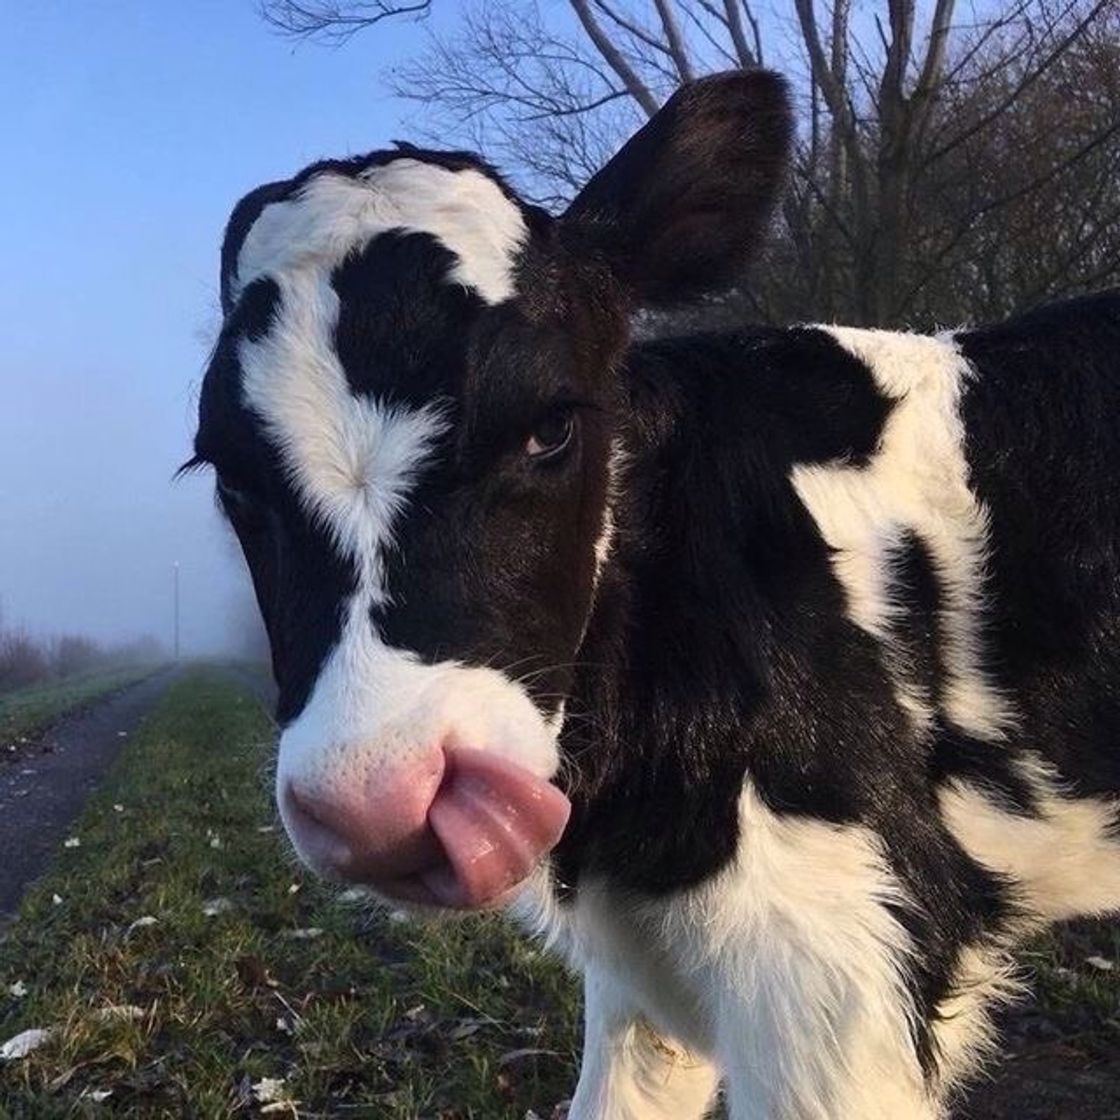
[525,408,577,462]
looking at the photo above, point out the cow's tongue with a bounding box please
[421,748,570,909]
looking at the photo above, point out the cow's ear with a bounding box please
[562,70,791,307]
[220,179,290,315]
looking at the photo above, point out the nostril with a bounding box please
[281,780,356,873]
[279,755,449,885]
[285,781,326,830]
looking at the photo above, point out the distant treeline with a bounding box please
[0,619,165,694]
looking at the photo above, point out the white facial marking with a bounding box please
[792,327,1014,741]
[279,596,561,807]
[593,440,626,584]
[235,159,527,307]
[236,157,528,604]
[233,156,561,866]
[239,267,446,601]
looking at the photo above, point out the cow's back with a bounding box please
[957,290,1120,807]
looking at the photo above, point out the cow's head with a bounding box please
[189,72,790,911]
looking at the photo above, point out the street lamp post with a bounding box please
[173,561,180,661]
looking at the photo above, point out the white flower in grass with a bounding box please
[202,898,233,917]
[52,894,63,906]
[8,981,27,999]
[63,837,80,849]
[284,927,323,940]
[1086,955,1115,972]
[0,1027,52,1061]
[251,1076,288,1103]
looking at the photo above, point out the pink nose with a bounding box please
[280,746,571,910]
[281,746,447,884]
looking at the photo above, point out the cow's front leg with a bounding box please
[567,968,719,1120]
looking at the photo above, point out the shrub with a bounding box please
[0,629,50,691]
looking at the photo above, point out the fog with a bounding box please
[0,4,430,657]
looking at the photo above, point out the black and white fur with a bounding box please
[188,72,1120,1118]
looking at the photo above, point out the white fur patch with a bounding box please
[234,159,527,306]
[569,969,718,1120]
[702,785,930,1119]
[792,328,1014,742]
[940,755,1120,921]
[930,939,1024,1096]
[591,440,627,590]
[548,787,940,1119]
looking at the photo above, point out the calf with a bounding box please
[187,71,1120,1118]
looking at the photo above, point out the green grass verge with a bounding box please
[1,667,1116,1118]
[0,669,579,1119]
[0,666,163,750]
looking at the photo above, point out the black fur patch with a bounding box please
[958,291,1120,813]
[887,529,943,704]
[556,326,896,894]
[331,231,483,407]
[885,530,1038,817]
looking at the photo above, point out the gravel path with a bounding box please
[0,667,181,923]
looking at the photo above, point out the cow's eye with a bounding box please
[526,409,576,461]
[216,475,267,525]
[216,476,252,506]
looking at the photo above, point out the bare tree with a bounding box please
[260,0,1120,327]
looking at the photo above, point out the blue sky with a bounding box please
[0,2,437,654]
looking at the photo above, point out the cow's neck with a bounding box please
[553,326,914,898]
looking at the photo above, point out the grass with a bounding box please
[0,665,163,751]
[0,669,580,1119]
[1022,919,1120,1041]
[0,668,1117,1119]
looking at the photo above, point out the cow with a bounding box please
[185,70,1120,1119]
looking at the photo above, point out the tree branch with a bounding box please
[653,0,696,81]
[569,0,661,116]
[592,1,674,60]
[260,0,430,43]
[913,0,956,112]
[925,0,1111,166]
[721,0,758,66]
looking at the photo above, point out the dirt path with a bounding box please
[957,993,1120,1119]
[0,666,181,923]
